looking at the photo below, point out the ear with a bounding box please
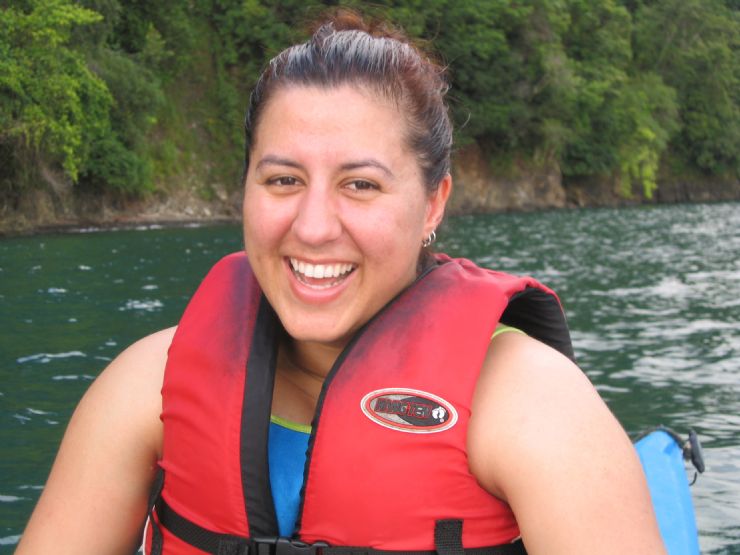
[423,173,452,236]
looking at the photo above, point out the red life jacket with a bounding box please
[146,252,574,555]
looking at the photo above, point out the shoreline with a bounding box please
[2,169,739,238]
[0,184,243,238]
[4,196,740,239]
[2,216,239,238]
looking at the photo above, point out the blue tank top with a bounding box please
[268,416,310,536]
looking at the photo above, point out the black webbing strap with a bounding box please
[146,467,165,555]
[433,520,526,555]
[157,496,249,554]
[156,501,526,555]
[435,520,465,555]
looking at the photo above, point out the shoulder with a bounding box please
[82,326,175,457]
[100,325,175,385]
[467,332,665,553]
[468,331,601,498]
[103,326,176,386]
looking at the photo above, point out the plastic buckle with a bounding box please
[251,537,329,555]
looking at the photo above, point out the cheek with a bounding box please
[242,202,265,253]
[348,198,426,261]
[242,189,289,250]
[387,191,429,236]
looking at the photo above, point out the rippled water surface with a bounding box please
[2,204,739,553]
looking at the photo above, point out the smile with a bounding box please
[289,258,356,289]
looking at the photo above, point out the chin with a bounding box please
[283,320,354,348]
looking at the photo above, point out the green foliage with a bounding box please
[0,0,112,181]
[82,132,151,192]
[554,0,682,196]
[78,47,164,192]
[558,2,643,179]
[613,75,679,198]
[1,0,737,201]
[633,0,740,176]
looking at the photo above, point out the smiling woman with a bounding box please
[16,9,666,555]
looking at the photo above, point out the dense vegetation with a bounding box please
[1,0,738,203]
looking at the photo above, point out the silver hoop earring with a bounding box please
[422,230,437,248]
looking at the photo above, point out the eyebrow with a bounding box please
[255,155,305,172]
[340,159,395,179]
[255,155,394,179]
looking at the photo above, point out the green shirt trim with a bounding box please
[270,414,312,434]
[491,324,526,340]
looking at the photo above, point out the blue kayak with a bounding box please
[635,428,704,555]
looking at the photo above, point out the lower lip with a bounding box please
[285,259,355,304]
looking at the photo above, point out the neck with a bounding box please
[272,329,352,425]
[272,337,346,424]
[274,336,345,410]
[282,337,343,381]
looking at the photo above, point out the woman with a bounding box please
[17,12,666,555]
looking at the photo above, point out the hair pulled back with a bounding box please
[245,10,452,193]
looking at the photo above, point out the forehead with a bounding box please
[252,84,408,151]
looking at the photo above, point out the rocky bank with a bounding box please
[2,145,738,236]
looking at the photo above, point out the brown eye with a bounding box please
[267,176,299,186]
[346,180,379,192]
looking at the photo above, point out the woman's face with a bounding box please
[243,84,449,348]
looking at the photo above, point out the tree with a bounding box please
[0,0,111,183]
[633,0,740,175]
[556,0,680,196]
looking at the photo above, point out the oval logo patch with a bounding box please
[360,388,458,434]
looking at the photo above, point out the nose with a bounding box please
[291,182,343,246]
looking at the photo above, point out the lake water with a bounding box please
[1,203,739,553]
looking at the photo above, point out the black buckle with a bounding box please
[251,537,329,555]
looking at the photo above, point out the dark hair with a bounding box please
[244,10,452,193]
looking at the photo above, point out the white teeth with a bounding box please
[289,258,355,281]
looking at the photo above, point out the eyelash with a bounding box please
[266,176,299,187]
[346,180,379,192]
